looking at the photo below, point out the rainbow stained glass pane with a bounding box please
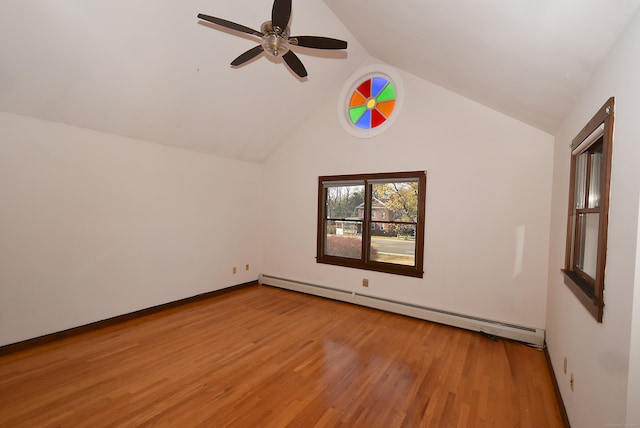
[348,76,396,130]
[371,109,386,127]
[350,106,367,124]
[356,109,372,129]
[376,84,396,102]
[371,77,387,97]
[357,80,371,98]
[376,100,395,117]
[350,91,366,107]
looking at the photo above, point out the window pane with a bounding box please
[588,150,602,208]
[318,171,426,278]
[325,220,362,259]
[574,153,587,209]
[324,184,364,219]
[371,181,419,221]
[370,227,416,266]
[562,98,613,322]
[576,213,599,279]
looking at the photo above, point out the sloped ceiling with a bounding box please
[0,1,368,162]
[1,1,639,162]
[326,0,640,134]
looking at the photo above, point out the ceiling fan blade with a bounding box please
[271,0,292,32]
[231,45,265,66]
[290,36,347,50]
[282,51,307,78]
[197,14,262,37]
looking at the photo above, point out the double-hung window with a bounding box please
[562,97,614,322]
[317,171,426,278]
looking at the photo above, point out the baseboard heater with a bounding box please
[259,274,545,348]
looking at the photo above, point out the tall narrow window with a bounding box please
[562,97,614,322]
[317,171,426,278]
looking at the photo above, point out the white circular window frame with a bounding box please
[337,64,404,138]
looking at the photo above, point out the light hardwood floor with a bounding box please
[0,285,565,427]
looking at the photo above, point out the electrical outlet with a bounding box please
[232,267,237,274]
[245,264,249,271]
[563,357,567,374]
[570,373,575,391]
[363,278,369,287]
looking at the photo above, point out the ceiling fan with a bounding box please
[197,0,347,78]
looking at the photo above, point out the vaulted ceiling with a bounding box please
[1,1,639,162]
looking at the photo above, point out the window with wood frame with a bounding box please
[317,171,426,278]
[562,97,615,322]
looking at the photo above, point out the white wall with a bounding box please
[630,201,640,425]
[545,8,640,428]
[261,63,554,330]
[0,112,263,347]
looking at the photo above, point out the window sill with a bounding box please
[561,269,604,322]
[318,257,424,278]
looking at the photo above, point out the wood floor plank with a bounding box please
[0,285,565,427]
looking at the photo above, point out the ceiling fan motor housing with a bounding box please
[261,21,290,57]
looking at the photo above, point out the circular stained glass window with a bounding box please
[338,65,403,138]
[348,76,396,129]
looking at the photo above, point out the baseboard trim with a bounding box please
[544,343,571,427]
[0,280,258,356]
[260,274,545,347]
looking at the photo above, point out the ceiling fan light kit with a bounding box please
[260,22,290,57]
[198,0,348,78]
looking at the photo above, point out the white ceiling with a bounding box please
[1,1,639,162]
[326,0,640,133]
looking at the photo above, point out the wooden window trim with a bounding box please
[317,171,426,278]
[562,97,614,322]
